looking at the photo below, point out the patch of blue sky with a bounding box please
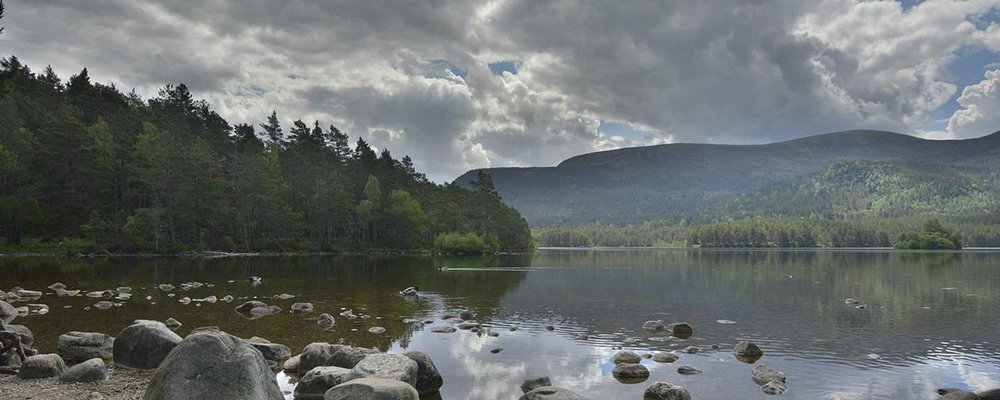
[488,60,521,76]
[429,59,468,78]
[598,120,659,143]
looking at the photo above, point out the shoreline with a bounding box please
[0,249,535,259]
[0,368,150,400]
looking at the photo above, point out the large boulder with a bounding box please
[0,300,16,323]
[17,354,67,379]
[644,382,692,400]
[2,323,33,347]
[519,387,587,400]
[294,366,352,399]
[346,353,419,386]
[144,327,283,400]
[403,351,443,395]
[59,358,108,383]
[113,320,182,370]
[299,342,340,373]
[324,378,419,400]
[58,331,115,362]
[329,346,377,369]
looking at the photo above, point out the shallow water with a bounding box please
[2,249,1000,399]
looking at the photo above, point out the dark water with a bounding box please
[2,249,1000,399]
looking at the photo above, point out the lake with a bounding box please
[2,249,999,399]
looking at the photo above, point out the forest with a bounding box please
[0,57,533,253]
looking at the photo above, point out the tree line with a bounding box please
[0,57,532,253]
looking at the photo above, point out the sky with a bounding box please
[2,0,1000,182]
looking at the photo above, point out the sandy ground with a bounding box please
[0,369,150,400]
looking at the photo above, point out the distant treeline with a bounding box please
[0,57,532,253]
[537,217,1000,248]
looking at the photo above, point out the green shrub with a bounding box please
[433,232,491,254]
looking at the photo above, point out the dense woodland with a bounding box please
[0,57,532,253]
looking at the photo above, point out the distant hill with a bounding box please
[454,130,1000,226]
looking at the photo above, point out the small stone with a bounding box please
[94,301,113,310]
[163,318,182,330]
[490,348,502,354]
[643,320,666,331]
[682,346,699,354]
[652,352,679,363]
[676,365,702,375]
[368,326,387,335]
[431,326,456,333]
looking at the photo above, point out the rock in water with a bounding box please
[613,363,651,384]
[163,318,182,330]
[345,353,419,386]
[762,380,788,395]
[113,320,182,370]
[521,376,553,394]
[643,320,667,331]
[666,322,694,339]
[298,343,339,373]
[752,364,786,386]
[677,365,702,375]
[244,337,291,367]
[644,382,692,400]
[57,331,115,362]
[294,366,352,400]
[403,351,444,395]
[368,326,387,335]
[144,327,283,400]
[324,377,419,400]
[316,313,335,329]
[282,354,301,372]
[612,350,642,364]
[430,326,455,333]
[733,341,764,363]
[652,352,679,363]
[291,302,314,314]
[17,354,67,379]
[519,387,587,400]
[59,357,108,383]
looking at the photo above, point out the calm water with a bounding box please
[2,249,1000,399]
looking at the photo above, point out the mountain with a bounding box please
[454,130,1000,226]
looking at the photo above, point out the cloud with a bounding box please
[1,0,998,181]
[947,69,1000,138]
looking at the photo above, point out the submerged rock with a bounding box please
[113,320,182,370]
[762,380,788,395]
[752,364,786,386]
[57,331,114,362]
[316,313,336,329]
[163,318,182,330]
[144,327,282,400]
[643,320,666,331]
[368,326,387,335]
[94,301,113,310]
[291,302,314,314]
[325,377,419,400]
[644,382,692,400]
[430,326,456,333]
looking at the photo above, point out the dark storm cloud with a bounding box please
[2,0,998,180]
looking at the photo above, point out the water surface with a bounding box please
[2,249,999,399]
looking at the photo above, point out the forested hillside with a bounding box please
[0,57,532,253]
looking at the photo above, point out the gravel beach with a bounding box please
[0,369,149,400]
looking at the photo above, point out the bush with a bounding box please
[433,232,491,254]
[895,219,962,250]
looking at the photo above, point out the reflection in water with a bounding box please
[2,250,1000,399]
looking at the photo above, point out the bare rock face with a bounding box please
[143,327,283,400]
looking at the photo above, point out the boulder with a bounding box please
[752,364,786,386]
[324,377,419,400]
[59,357,108,383]
[652,352,678,363]
[521,376,552,394]
[613,363,650,383]
[113,320,182,370]
[666,323,694,338]
[282,354,301,372]
[143,327,282,400]
[244,337,291,367]
[58,331,115,362]
[329,346,377,369]
[612,350,642,365]
[0,300,16,323]
[519,387,587,400]
[676,365,702,375]
[346,353,419,386]
[294,366,352,399]
[403,351,443,395]
[2,323,33,347]
[298,342,339,373]
[17,354,67,379]
[733,341,764,363]
[644,382,692,400]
